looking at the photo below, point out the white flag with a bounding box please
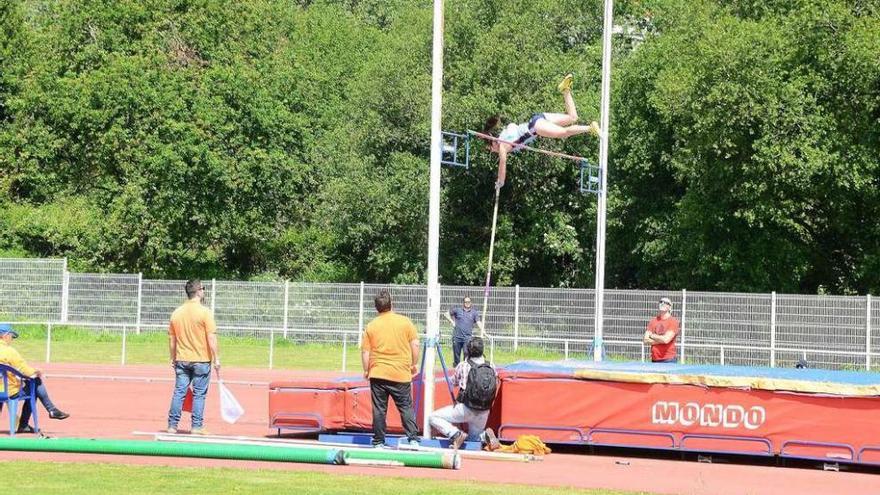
[218,380,245,424]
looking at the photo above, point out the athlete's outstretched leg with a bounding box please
[544,74,579,126]
[534,119,600,139]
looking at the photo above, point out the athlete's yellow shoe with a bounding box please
[557,73,574,93]
[587,121,601,137]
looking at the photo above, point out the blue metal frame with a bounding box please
[857,445,880,465]
[412,339,456,420]
[498,424,588,444]
[780,439,856,462]
[0,364,39,436]
[579,159,601,194]
[588,427,677,449]
[680,433,773,456]
[441,131,470,169]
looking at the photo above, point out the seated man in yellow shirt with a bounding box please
[0,324,69,433]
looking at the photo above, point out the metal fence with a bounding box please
[1,258,878,371]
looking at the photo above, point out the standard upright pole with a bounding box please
[593,0,614,361]
[423,0,445,438]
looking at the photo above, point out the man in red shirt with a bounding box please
[644,297,680,363]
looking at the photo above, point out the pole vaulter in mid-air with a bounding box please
[469,73,602,334]
[475,73,602,189]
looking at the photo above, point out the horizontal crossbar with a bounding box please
[468,130,586,162]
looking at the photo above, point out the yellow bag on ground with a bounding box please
[495,435,551,455]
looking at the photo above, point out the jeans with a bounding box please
[452,337,470,367]
[429,402,490,442]
[168,361,212,429]
[369,378,419,445]
[1,377,57,428]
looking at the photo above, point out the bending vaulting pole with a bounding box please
[480,186,501,335]
[594,0,614,361]
[424,0,445,438]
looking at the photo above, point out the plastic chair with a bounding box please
[0,364,39,436]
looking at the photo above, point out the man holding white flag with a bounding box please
[167,279,221,434]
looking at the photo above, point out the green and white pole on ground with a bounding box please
[424,0,445,437]
[593,0,614,362]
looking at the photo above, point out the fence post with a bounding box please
[564,340,569,360]
[135,273,143,335]
[680,289,687,363]
[866,294,872,371]
[45,323,52,363]
[357,282,365,347]
[269,327,274,370]
[61,270,70,323]
[282,280,290,340]
[490,335,495,364]
[770,291,777,368]
[514,285,520,352]
[60,258,68,322]
[640,343,645,362]
[121,325,127,365]
[341,331,348,372]
[210,279,217,312]
[720,345,725,366]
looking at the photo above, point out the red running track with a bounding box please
[0,362,875,495]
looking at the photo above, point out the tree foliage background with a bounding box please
[0,0,878,293]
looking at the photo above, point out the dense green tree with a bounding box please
[0,0,878,295]
[612,0,880,293]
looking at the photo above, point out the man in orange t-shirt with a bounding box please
[167,279,220,435]
[361,289,420,447]
[644,297,681,363]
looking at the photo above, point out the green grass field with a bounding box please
[19,461,644,495]
[11,324,578,371]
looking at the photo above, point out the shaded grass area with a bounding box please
[18,461,645,495]
[11,324,579,372]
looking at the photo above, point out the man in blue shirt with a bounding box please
[444,297,486,366]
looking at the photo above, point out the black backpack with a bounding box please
[459,359,497,411]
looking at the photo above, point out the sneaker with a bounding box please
[49,409,69,420]
[483,428,501,451]
[587,121,602,137]
[451,431,466,451]
[190,428,211,436]
[165,427,178,434]
[408,439,420,448]
[16,425,35,434]
[557,73,574,93]
[372,442,387,449]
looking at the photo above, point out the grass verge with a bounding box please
[11,324,580,371]
[17,461,647,495]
